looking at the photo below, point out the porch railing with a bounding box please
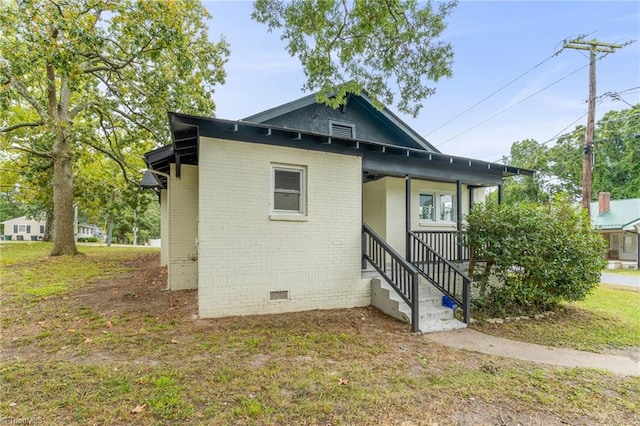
[363,224,420,332]
[408,231,471,323]
[410,230,469,262]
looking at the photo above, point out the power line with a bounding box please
[491,110,591,163]
[425,48,565,137]
[435,60,596,148]
[493,107,640,164]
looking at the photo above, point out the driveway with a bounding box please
[600,272,640,290]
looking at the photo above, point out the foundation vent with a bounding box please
[269,290,289,301]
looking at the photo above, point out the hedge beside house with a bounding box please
[466,195,607,316]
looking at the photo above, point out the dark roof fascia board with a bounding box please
[242,93,317,123]
[144,144,174,166]
[167,112,534,180]
[363,153,505,186]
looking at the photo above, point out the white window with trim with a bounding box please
[419,192,455,224]
[623,235,634,254]
[419,194,435,221]
[329,120,356,139]
[271,164,306,215]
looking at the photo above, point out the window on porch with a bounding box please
[623,235,633,254]
[419,192,455,223]
[419,194,434,221]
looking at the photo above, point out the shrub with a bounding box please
[466,194,607,316]
[77,237,99,243]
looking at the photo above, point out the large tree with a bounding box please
[252,0,457,117]
[500,104,640,204]
[0,0,228,255]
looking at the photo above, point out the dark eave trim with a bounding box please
[143,111,535,190]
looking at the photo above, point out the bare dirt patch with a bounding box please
[73,252,196,320]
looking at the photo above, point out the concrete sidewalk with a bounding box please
[601,272,640,290]
[426,328,640,376]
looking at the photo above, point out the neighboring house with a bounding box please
[143,93,533,332]
[1,216,46,241]
[76,223,101,240]
[591,192,640,269]
[1,215,102,242]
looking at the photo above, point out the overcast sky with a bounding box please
[202,1,640,163]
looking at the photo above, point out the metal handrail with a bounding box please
[408,231,471,324]
[410,230,470,262]
[362,224,420,332]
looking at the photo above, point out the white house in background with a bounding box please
[1,216,102,242]
[76,223,101,240]
[142,93,533,332]
[1,216,46,241]
[591,192,640,269]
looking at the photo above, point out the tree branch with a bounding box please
[2,72,48,120]
[82,36,156,74]
[83,136,133,184]
[112,108,163,144]
[59,77,70,119]
[1,120,45,133]
[10,143,54,159]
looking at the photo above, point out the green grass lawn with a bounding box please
[1,243,639,425]
[473,285,640,353]
[602,268,640,276]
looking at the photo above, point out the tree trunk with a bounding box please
[44,209,54,241]
[50,134,78,256]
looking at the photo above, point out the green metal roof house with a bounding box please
[590,192,640,269]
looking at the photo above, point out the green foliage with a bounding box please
[0,193,22,234]
[501,104,640,203]
[0,0,229,254]
[252,0,457,117]
[466,195,607,316]
[77,237,98,243]
[592,107,640,199]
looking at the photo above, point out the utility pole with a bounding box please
[563,39,624,216]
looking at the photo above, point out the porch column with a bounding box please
[498,184,503,204]
[456,180,462,261]
[405,175,411,261]
[637,233,640,269]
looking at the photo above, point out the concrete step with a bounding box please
[371,278,467,333]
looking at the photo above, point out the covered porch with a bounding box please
[359,151,533,331]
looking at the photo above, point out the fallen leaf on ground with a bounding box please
[131,404,145,414]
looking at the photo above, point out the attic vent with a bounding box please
[329,121,355,139]
[269,290,289,301]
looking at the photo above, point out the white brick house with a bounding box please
[143,94,533,331]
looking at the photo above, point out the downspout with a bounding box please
[498,184,503,204]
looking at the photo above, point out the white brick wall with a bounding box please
[363,179,387,238]
[160,189,169,267]
[167,164,198,290]
[363,177,478,254]
[197,137,369,318]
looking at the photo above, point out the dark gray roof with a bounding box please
[143,112,534,190]
[140,169,161,188]
[243,92,440,153]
